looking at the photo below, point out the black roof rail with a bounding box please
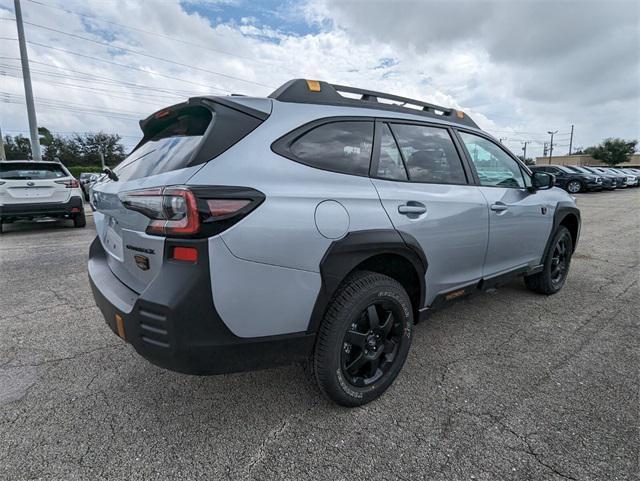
[269,79,479,128]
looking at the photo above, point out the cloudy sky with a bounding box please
[1,0,638,157]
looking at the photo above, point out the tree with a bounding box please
[3,129,127,166]
[585,138,637,166]
[3,135,32,159]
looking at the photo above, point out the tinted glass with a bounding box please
[290,121,373,176]
[390,124,466,184]
[113,106,213,182]
[459,132,525,188]
[376,124,407,181]
[0,162,67,179]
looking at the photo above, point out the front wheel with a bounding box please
[566,180,583,193]
[313,271,413,407]
[525,226,573,295]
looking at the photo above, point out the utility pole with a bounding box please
[99,151,106,170]
[14,0,41,160]
[568,124,574,155]
[547,130,558,164]
[521,141,530,162]
[0,124,6,160]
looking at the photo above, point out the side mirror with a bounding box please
[532,172,554,190]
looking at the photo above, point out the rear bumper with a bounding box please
[88,236,314,375]
[0,196,83,217]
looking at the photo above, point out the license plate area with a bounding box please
[103,217,124,260]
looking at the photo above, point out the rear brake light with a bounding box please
[171,246,198,262]
[55,179,79,188]
[120,187,199,236]
[118,186,264,238]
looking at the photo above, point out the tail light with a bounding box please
[56,179,80,188]
[118,185,264,237]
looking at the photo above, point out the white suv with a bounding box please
[0,160,86,233]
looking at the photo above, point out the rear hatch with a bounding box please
[91,97,269,293]
[0,162,72,204]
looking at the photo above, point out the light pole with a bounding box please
[547,130,558,164]
[522,141,530,163]
[14,0,41,160]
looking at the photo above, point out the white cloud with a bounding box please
[0,0,638,158]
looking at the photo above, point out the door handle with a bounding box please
[398,203,427,215]
[490,203,508,212]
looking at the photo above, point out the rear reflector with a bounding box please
[115,313,126,340]
[171,246,198,262]
[206,199,251,217]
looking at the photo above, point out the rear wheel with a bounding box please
[525,226,573,295]
[313,271,413,407]
[73,210,86,228]
[566,180,583,193]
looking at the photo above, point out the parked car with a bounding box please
[0,160,86,233]
[565,165,615,190]
[582,166,626,188]
[88,79,580,406]
[79,172,99,201]
[530,164,602,193]
[606,167,638,187]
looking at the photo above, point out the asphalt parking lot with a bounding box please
[1,189,638,481]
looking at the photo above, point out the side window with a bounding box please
[289,121,373,176]
[376,124,408,181]
[458,131,526,188]
[389,123,467,184]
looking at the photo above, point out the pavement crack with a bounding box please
[2,345,118,369]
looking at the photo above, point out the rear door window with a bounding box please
[376,124,408,181]
[287,121,374,176]
[0,162,67,179]
[389,123,467,184]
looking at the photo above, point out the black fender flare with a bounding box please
[306,229,427,334]
[541,202,581,262]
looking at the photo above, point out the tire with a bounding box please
[73,210,86,228]
[313,270,413,407]
[566,180,582,193]
[524,226,573,295]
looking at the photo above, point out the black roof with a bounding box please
[269,79,479,128]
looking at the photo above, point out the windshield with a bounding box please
[568,166,589,174]
[556,166,574,174]
[0,162,67,180]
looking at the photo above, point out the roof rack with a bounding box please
[269,79,478,128]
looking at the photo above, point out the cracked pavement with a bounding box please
[1,189,638,481]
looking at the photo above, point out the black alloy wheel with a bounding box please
[341,301,404,387]
[550,234,570,288]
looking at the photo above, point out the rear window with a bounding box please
[113,101,264,182]
[0,162,67,180]
[287,121,374,176]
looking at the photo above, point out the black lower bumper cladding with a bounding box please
[88,236,314,375]
[0,196,83,217]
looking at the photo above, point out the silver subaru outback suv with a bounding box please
[88,79,580,406]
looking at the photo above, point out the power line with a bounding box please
[0,16,276,90]
[0,57,206,97]
[2,37,240,94]
[24,0,265,64]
